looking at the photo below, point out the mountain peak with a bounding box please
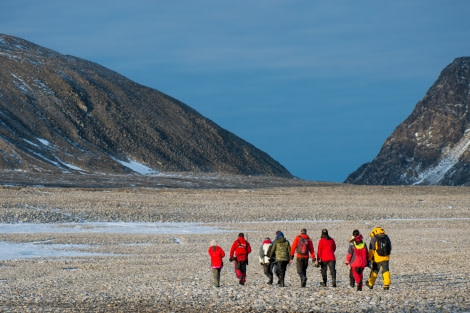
[346,57,470,186]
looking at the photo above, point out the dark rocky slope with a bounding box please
[0,34,292,179]
[346,57,470,186]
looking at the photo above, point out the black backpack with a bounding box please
[375,234,391,256]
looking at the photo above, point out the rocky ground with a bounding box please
[0,183,469,312]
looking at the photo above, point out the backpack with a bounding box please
[296,236,309,255]
[275,239,290,261]
[375,234,391,256]
[236,240,248,259]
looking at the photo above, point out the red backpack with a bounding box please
[296,236,309,255]
[236,240,248,261]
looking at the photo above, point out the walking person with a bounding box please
[268,231,291,287]
[366,227,392,290]
[229,233,252,285]
[345,232,368,291]
[259,237,275,285]
[290,228,316,287]
[347,229,360,288]
[208,240,225,288]
[316,229,337,287]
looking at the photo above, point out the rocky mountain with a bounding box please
[346,57,470,186]
[0,34,292,178]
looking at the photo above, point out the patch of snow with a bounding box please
[10,72,33,95]
[413,129,470,185]
[23,139,38,147]
[36,138,51,146]
[0,242,110,260]
[114,158,157,175]
[0,222,229,260]
[58,159,84,171]
[0,222,228,235]
[34,79,54,95]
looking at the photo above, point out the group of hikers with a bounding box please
[208,227,392,291]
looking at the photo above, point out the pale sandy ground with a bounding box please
[0,185,469,312]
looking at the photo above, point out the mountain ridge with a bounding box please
[0,34,293,179]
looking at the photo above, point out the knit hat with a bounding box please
[275,231,284,240]
[238,233,244,238]
[262,238,272,244]
[321,229,328,236]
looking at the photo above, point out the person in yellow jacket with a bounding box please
[366,227,392,290]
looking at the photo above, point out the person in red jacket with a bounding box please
[345,233,368,291]
[316,229,337,287]
[290,228,316,287]
[208,239,225,288]
[229,233,252,285]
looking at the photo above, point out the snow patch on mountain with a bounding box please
[36,138,51,146]
[114,158,157,175]
[413,129,470,185]
[10,72,33,96]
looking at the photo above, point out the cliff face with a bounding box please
[346,57,470,186]
[0,34,292,178]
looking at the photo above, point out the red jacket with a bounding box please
[208,245,225,268]
[346,241,368,268]
[290,234,315,259]
[316,236,336,262]
[230,237,252,262]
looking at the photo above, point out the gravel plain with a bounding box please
[0,183,469,312]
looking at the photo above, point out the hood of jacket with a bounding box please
[275,232,284,241]
[276,236,287,243]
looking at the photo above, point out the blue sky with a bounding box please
[2,1,470,182]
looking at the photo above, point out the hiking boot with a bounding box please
[366,281,373,289]
[350,282,355,288]
[277,280,281,285]
[280,280,285,287]
[357,285,362,291]
[384,286,389,290]
[320,282,326,287]
[239,278,244,285]
[301,278,307,288]
[268,278,273,285]
[332,283,337,288]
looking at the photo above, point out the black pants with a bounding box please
[320,260,336,284]
[277,260,289,286]
[296,258,309,283]
[262,263,273,282]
